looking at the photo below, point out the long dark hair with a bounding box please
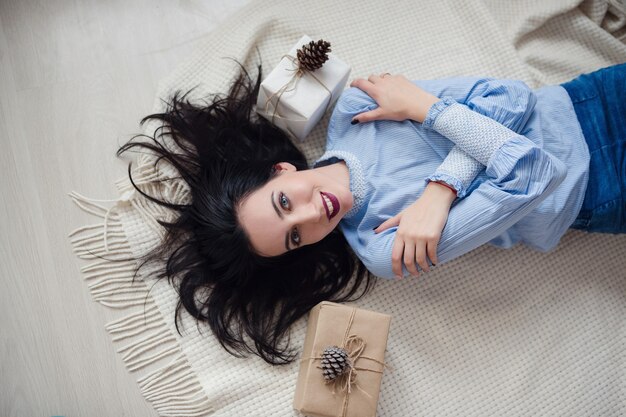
[116,61,376,365]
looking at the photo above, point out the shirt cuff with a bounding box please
[425,173,467,198]
[422,96,456,130]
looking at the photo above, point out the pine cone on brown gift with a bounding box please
[320,345,351,381]
[296,39,332,72]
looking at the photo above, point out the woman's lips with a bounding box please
[320,192,340,221]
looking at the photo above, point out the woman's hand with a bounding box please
[350,73,441,123]
[374,181,456,278]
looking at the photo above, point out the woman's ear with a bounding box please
[274,162,297,173]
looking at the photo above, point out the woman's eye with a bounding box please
[280,193,290,210]
[291,228,300,245]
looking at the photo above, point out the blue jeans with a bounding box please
[561,63,626,233]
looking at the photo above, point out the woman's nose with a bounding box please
[293,201,323,224]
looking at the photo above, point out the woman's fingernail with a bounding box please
[351,119,359,125]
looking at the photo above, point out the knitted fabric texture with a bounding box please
[427,146,483,198]
[424,100,515,166]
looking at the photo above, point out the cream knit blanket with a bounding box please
[69,0,626,415]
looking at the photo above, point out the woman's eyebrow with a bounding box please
[270,191,284,219]
[271,191,291,251]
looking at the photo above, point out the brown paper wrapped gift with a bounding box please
[293,301,392,417]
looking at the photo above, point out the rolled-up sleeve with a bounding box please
[421,78,538,198]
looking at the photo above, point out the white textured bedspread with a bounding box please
[70,0,626,415]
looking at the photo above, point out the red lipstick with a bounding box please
[320,192,340,221]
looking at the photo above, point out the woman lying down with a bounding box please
[117,62,626,364]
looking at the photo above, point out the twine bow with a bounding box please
[301,306,393,417]
[263,54,333,132]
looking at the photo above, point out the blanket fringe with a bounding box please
[137,353,214,417]
[117,327,180,372]
[106,305,162,342]
[68,188,212,416]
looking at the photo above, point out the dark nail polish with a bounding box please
[351,119,359,125]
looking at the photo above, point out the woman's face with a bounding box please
[238,162,353,257]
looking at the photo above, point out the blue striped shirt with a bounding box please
[314,77,590,280]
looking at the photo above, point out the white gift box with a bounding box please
[255,35,351,141]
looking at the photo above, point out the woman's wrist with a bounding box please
[426,180,457,203]
[408,93,441,123]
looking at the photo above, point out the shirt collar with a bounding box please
[313,150,365,218]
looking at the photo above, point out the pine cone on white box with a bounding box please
[297,40,331,71]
